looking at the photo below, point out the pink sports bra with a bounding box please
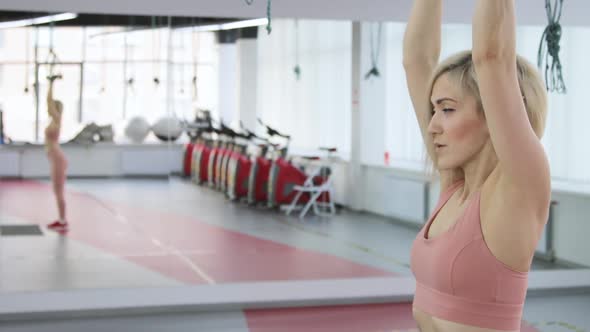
[45,123,60,143]
[410,181,528,330]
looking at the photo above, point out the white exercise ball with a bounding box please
[124,116,151,143]
[152,116,183,142]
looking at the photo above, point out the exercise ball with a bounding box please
[125,116,151,143]
[152,116,183,142]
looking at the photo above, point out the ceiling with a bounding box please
[0,0,588,27]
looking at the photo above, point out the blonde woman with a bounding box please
[45,76,69,233]
[404,0,550,331]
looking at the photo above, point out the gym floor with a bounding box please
[0,178,588,331]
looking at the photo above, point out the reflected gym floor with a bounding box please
[0,178,588,331]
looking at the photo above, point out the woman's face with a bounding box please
[428,73,490,170]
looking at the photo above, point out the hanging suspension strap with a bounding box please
[365,23,383,80]
[46,18,62,82]
[538,0,566,93]
[293,19,301,80]
[192,18,200,101]
[243,0,273,34]
[100,36,107,93]
[126,16,135,92]
[99,16,110,93]
[152,16,160,86]
[24,28,31,93]
[266,0,272,34]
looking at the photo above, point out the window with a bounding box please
[0,26,218,143]
[256,19,352,158]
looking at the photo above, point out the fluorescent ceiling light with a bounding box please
[0,12,78,29]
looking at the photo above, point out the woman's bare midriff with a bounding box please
[45,138,60,149]
[412,307,520,332]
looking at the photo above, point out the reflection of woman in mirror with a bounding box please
[45,74,69,233]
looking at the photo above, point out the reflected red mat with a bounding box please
[0,180,393,284]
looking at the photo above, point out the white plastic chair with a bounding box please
[285,162,336,219]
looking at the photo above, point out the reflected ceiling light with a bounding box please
[90,17,268,39]
[187,18,268,32]
[0,13,78,29]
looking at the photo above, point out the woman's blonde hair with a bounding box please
[423,50,548,179]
